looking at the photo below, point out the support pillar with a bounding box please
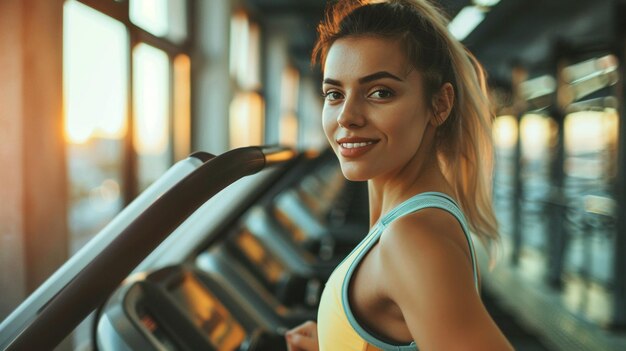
[0,0,68,320]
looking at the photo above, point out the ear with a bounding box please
[430,83,454,127]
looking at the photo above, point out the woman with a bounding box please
[286,0,514,350]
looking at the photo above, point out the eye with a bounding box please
[323,90,344,102]
[368,89,394,100]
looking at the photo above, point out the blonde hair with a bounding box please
[312,0,499,252]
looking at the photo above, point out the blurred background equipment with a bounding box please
[1,0,625,350]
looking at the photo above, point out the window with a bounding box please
[64,1,128,252]
[63,0,191,253]
[133,43,171,190]
[279,66,300,146]
[229,11,264,148]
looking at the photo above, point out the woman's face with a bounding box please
[322,36,433,181]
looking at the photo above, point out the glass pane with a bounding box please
[63,0,128,253]
[133,43,171,191]
[64,1,128,143]
[562,108,618,325]
[130,0,188,43]
[229,12,247,84]
[279,67,299,146]
[519,114,555,257]
[229,12,261,90]
[173,54,191,161]
[493,115,518,151]
[229,92,265,148]
[246,22,261,89]
[492,115,518,237]
[279,113,298,147]
[520,114,553,162]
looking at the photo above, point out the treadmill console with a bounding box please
[97,266,286,351]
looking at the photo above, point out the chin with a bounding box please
[339,163,371,182]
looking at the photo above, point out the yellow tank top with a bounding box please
[317,192,479,351]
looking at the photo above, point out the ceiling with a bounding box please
[465,0,615,86]
[245,0,618,87]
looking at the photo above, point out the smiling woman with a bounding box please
[285,1,513,350]
[321,37,434,181]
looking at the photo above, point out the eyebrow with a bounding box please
[323,71,404,86]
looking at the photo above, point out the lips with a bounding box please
[336,137,379,158]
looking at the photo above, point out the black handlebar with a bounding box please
[5,146,296,351]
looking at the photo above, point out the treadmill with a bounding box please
[0,146,317,351]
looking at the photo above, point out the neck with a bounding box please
[367,126,453,227]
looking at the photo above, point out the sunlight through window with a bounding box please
[133,43,171,190]
[63,0,128,143]
[174,54,191,161]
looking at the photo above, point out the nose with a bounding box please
[336,97,365,129]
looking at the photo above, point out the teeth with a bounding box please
[340,141,374,149]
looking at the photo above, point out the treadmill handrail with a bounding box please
[3,145,296,351]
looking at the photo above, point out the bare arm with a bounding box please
[380,209,514,351]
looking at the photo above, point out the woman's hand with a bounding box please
[285,321,319,351]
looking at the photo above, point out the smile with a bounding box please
[340,141,376,149]
[336,138,379,158]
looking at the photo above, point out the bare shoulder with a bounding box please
[377,209,513,350]
[377,207,477,309]
[379,207,473,277]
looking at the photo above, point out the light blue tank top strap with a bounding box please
[341,191,479,351]
[378,191,479,290]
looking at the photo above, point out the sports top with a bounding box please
[317,192,479,351]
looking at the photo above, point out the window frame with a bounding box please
[73,0,194,201]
